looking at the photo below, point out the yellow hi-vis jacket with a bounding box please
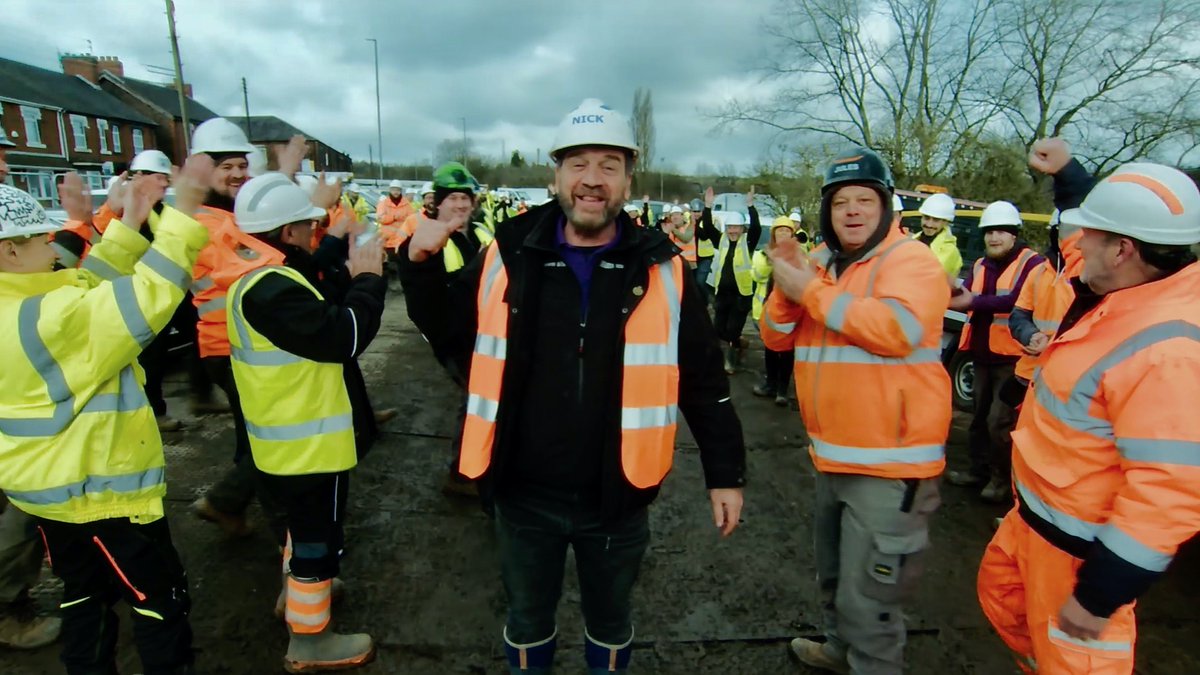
[227,266,356,476]
[709,235,753,296]
[912,226,963,279]
[0,207,209,523]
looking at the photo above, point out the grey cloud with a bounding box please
[4,0,782,175]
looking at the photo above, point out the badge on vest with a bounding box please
[632,286,645,296]
[236,247,261,261]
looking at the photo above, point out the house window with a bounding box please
[98,120,111,154]
[19,106,44,147]
[112,124,121,153]
[70,115,90,151]
[132,129,144,154]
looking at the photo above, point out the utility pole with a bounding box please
[659,157,665,201]
[241,77,251,135]
[460,117,467,164]
[165,0,190,155]
[366,38,383,181]
[368,144,373,174]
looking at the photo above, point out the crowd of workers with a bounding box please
[0,92,1197,675]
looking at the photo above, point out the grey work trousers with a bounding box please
[0,504,44,605]
[814,473,940,675]
[967,361,1018,481]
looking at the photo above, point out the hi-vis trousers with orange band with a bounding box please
[35,516,193,674]
[979,512,1136,674]
[257,471,349,636]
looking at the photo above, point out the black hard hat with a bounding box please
[822,147,894,195]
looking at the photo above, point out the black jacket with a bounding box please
[399,201,746,520]
[240,240,387,458]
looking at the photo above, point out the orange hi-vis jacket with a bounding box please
[55,204,120,268]
[960,248,1039,357]
[460,243,687,489]
[761,227,952,479]
[671,227,698,264]
[191,206,285,358]
[1011,261,1200,618]
[377,196,414,250]
[1013,231,1083,381]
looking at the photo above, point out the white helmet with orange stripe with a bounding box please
[1061,163,1200,245]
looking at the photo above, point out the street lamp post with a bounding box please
[366,38,383,181]
[659,157,665,201]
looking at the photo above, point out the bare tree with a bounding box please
[632,87,656,173]
[434,137,476,166]
[994,0,1200,174]
[714,0,1004,184]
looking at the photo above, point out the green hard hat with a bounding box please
[433,162,477,191]
[821,147,894,195]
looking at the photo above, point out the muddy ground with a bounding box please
[5,295,1198,674]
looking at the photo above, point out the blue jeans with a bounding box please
[494,493,650,645]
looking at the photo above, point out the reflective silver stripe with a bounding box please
[811,437,943,465]
[287,585,330,604]
[81,254,121,280]
[89,228,102,245]
[113,276,155,349]
[1034,318,1060,332]
[1118,437,1200,466]
[245,413,353,441]
[230,346,304,366]
[52,243,80,269]
[467,394,499,423]
[4,467,165,506]
[657,258,682,356]
[1097,525,1173,572]
[480,245,505,302]
[140,248,191,291]
[191,275,215,293]
[1033,320,1200,439]
[992,316,1010,327]
[80,366,148,414]
[824,292,853,332]
[196,297,227,317]
[228,266,284,352]
[1015,479,1101,541]
[0,297,74,437]
[811,246,833,270]
[474,334,507,360]
[881,298,923,347]
[1047,625,1131,653]
[863,238,918,293]
[794,345,941,366]
[764,315,796,334]
[287,611,328,627]
[621,405,679,430]
[625,343,674,366]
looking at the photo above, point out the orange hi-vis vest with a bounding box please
[459,244,687,489]
[960,247,1038,357]
[671,231,698,264]
[54,204,121,269]
[377,196,414,250]
[761,227,952,479]
[191,206,284,358]
[1012,261,1200,584]
[1014,231,1083,381]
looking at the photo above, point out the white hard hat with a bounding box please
[190,118,256,156]
[918,192,956,221]
[420,181,435,196]
[624,203,641,212]
[669,205,684,214]
[0,184,60,240]
[347,183,362,193]
[247,147,268,178]
[129,149,172,175]
[234,173,326,234]
[891,194,904,213]
[789,210,803,224]
[1060,163,1200,246]
[388,179,404,189]
[979,201,1023,229]
[294,174,319,198]
[724,212,747,227]
[549,98,639,161]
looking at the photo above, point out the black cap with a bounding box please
[822,147,894,195]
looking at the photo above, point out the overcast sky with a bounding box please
[5,0,786,174]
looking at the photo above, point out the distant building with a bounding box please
[231,116,353,173]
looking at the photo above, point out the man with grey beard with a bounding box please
[399,98,746,675]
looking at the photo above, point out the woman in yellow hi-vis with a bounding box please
[0,163,212,675]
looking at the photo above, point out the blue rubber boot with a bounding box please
[504,626,556,674]
[584,629,633,674]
